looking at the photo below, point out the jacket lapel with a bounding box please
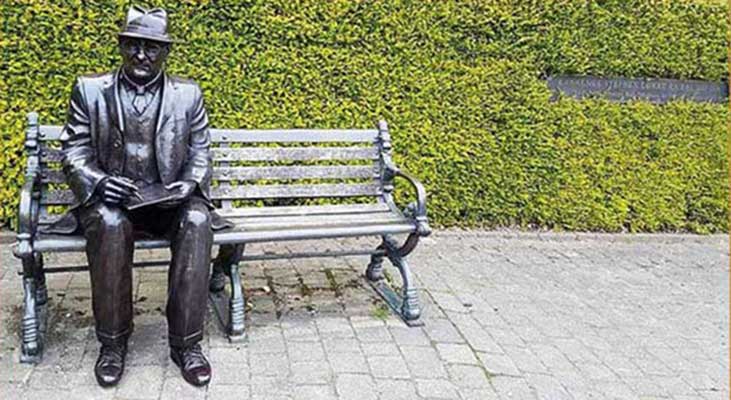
[155,73,177,183]
[104,69,125,134]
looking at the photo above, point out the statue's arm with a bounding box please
[59,78,108,206]
[180,84,212,198]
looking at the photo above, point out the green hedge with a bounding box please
[1,0,728,232]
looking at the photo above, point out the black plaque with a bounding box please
[547,75,728,104]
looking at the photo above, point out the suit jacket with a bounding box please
[44,69,231,234]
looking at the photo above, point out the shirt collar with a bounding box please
[120,68,162,95]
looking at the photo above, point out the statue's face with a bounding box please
[119,37,169,82]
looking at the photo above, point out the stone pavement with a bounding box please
[0,231,727,400]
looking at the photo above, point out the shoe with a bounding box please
[94,342,127,387]
[170,344,212,386]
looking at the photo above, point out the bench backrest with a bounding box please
[23,113,397,224]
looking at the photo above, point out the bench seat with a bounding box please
[34,204,417,252]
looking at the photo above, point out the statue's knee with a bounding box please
[85,204,131,234]
[98,206,130,230]
[181,208,211,231]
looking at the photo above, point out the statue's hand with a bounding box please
[100,176,139,205]
[159,180,196,207]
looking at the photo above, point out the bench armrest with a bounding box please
[385,165,431,237]
[14,173,40,259]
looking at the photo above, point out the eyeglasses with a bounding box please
[120,39,165,58]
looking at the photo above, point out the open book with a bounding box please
[124,183,179,211]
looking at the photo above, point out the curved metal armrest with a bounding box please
[14,174,40,259]
[385,165,431,237]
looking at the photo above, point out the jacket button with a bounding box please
[113,141,121,148]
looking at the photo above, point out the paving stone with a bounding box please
[328,351,369,374]
[445,364,490,389]
[501,345,549,374]
[336,373,377,400]
[458,387,501,400]
[249,352,289,377]
[115,365,165,399]
[212,363,250,385]
[249,375,293,397]
[322,337,361,355]
[361,341,400,356]
[477,352,520,376]
[400,345,448,379]
[592,381,639,399]
[490,375,537,399]
[209,346,249,365]
[366,355,410,379]
[290,361,331,384]
[435,343,478,365]
[374,378,419,400]
[415,378,459,399]
[525,373,573,400]
[422,318,465,344]
[287,341,326,363]
[292,384,337,400]
[206,384,250,400]
[389,326,431,347]
[160,375,207,400]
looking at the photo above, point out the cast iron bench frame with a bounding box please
[14,112,431,363]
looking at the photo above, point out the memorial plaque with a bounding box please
[547,75,728,104]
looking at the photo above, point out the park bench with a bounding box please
[13,112,431,363]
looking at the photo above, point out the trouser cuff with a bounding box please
[96,325,133,346]
[169,330,203,348]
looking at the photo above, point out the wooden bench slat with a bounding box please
[40,190,75,205]
[210,129,378,143]
[38,126,62,140]
[213,165,378,181]
[218,203,391,218]
[41,183,383,205]
[41,170,66,184]
[212,183,382,200]
[42,146,381,163]
[34,223,416,252]
[211,147,379,161]
[40,147,63,163]
[42,165,379,184]
[38,203,393,225]
[227,212,405,231]
[38,126,380,143]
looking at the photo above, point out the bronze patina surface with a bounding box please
[57,5,215,387]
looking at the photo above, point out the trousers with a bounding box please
[79,197,212,347]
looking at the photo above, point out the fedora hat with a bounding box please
[118,5,174,43]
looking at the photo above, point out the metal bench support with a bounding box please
[208,244,246,341]
[366,235,423,326]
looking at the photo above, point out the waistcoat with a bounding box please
[120,81,161,185]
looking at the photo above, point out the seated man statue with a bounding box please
[55,5,228,387]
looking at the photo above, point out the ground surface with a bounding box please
[0,231,727,400]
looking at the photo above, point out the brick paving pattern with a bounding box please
[0,231,727,399]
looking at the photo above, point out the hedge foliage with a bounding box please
[1,0,728,232]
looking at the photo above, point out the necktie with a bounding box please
[132,87,148,115]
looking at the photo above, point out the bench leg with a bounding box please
[366,243,386,282]
[383,236,421,322]
[209,244,246,341]
[228,259,246,340]
[367,235,423,326]
[20,252,44,363]
[34,252,47,306]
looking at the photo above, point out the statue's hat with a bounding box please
[118,6,174,43]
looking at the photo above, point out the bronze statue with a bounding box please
[55,6,225,387]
